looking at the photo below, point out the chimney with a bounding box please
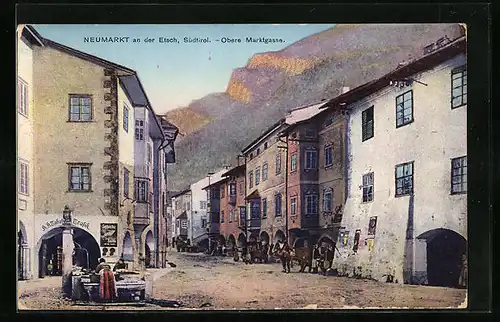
[341,86,350,94]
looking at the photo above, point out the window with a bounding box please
[210,187,220,199]
[323,189,333,212]
[305,150,318,169]
[135,120,144,140]
[221,211,225,223]
[276,153,282,174]
[124,168,130,198]
[305,193,318,215]
[264,142,268,150]
[147,143,152,163]
[230,183,236,196]
[451,156,467,194]
[239,207,246,225]
[275,194,282,216]
[123,104,129,132]
[249,171,254,188]
[262,163,268,181]
[291,154,297,172]
[250,153,254,160]
[229,209,233,222]
[68,163,92,192]
[201,218,207,228]
[220,185,225,198]
[69,94,92,122]
[18,78,28,116]
[290,198,297,216]
[362,172,374,202]
[395,162,414,196]
[239,182,244,195]
[325,145,333,167]
[262,198,267,218]
[255,167,260,185]
[19,160,29,195]
[250,202,260,220]
[362,106,374,141]
[305,128,316,138]
[256,148,260,155]
[451,66,467,108]
[181,221,188,229]
[396,90,413,127]
[200,201,205,209]
[136,180,148,202]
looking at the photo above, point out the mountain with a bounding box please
[165,24,465,191]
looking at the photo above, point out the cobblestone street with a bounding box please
[18,250,467,310]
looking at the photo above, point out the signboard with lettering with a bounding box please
[100,223,118,247]
[41,217,90,232]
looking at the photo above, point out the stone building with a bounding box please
[242,120,288,246]
[220,163,246,251]
[330,35,467,286]
[16,25,175,279]
[171,189,191,244]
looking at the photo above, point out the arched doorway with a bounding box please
[237,233,247,248]
[318,235,335,248]
[260,231,270,246]
[217,235,226,247]
[122,231,133,261]
[227,234,236,250]
[37,227,100,278]
[274,230,285,244]
[145,231,155,268]
[417,228,467,287]
[248,231,259,243]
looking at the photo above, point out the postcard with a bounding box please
[17,23,467,310]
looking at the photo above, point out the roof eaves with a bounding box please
[242,118,286,154]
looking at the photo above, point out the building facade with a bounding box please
[332,37,467,286]
[189,176,211,249]
[16,25,176,279]
[171,189,191,244]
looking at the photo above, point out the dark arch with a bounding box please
[18,221,27,244]
[237,233,247,247]
[318,235,335,247]
[293,237,307,248]
[260,231,270,245]
[18,222,28,280]
[248,231,259,243]
[145,231,155,268]
[122,231,133,261]
[217,234,226,246]
[417,228,467,287]
[37,227,100,278]
[274,230,285,243]
[227,235,236,249]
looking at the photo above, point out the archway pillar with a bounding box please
[61,228,74,297]
[20,244,30,280]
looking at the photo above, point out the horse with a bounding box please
[273,243,292,273]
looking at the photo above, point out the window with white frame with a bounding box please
[362,106,374,141]
[395,162,414,196]
[123,104,129,132]
[362,172,374,202]
[135,120,144,140]
[305,149,318,169]
[18,78,29,116]
[305,193,318,215]
[291,154,297,172]
[68,163,92,192]
[136,180,148,202]
[325,145,333,167]
[290,197,297,216]
[255,167,260,185]
[323,188,333,212]
[262,163,268,181]
[19,160,29,195]
[275,193,282,216]
[69,94,92,122]
[451,156,467,194]
[249,171,254,188]
[396,90,413,128]
[124,168,130,198]
[262,198,267,218]
[451,65,467,109]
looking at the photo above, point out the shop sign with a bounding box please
[41,217,90,232]
[100,223,118,247]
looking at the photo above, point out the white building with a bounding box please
[333,36,467,287]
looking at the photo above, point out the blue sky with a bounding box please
[33,24,335,114]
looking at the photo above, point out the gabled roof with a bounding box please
[171,188,191,198]
[176,211,188,220]
[201,177,229,191]
[20,25,45,47]
[28,25,165,141]
[222,164,246,178]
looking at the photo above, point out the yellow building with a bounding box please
[17,25,168,279]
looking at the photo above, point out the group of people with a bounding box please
[311,244,335,274]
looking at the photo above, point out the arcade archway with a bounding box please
[260,231,270,245]
[145,231,155,268]
[18,221,28,280]
[274,230,285,244]
[248,231,259,243]
[237,233,247,248]
[122,231,133,261]
[227,235,236,250]
[417,228,467,287]
[37,227,100,278]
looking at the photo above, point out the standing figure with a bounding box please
[458,252,467,288]
[95,258,117,302]
[311,245,320,274]
[279,241,292,273]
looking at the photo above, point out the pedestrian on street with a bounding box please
[458,252,467,288]
[280,241,291,273]
[311,244,320,274]
[95,258,117,302]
